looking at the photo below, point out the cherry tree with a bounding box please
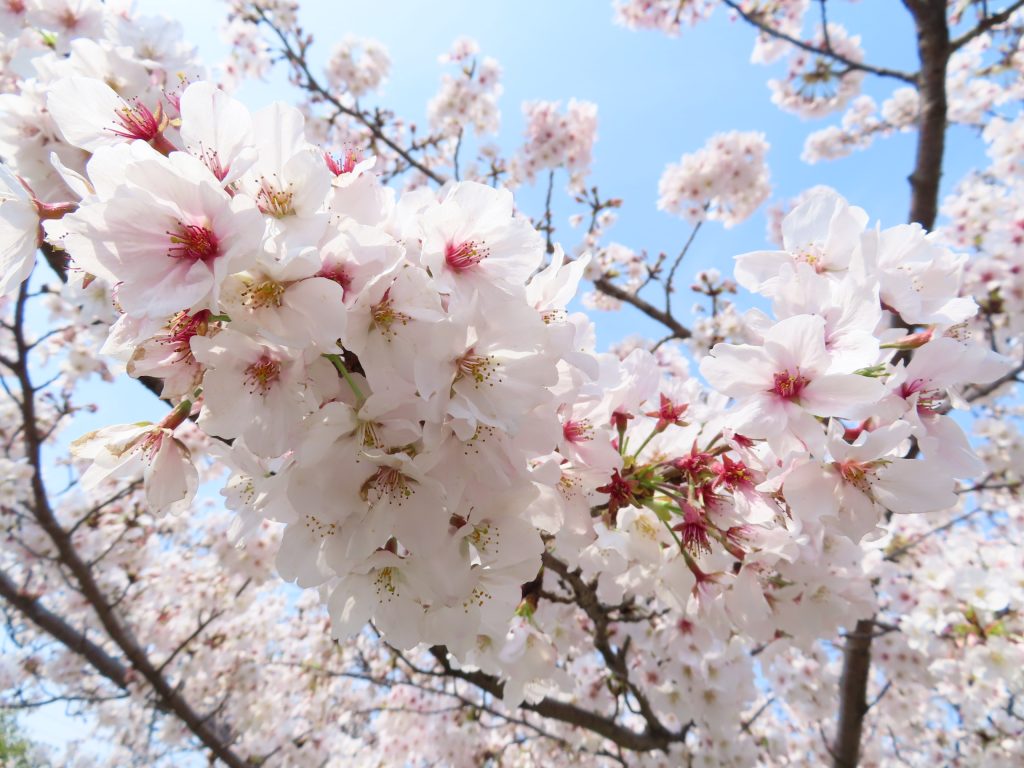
[0,1,1022,766]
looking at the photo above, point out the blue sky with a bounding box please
[21,0,996,754]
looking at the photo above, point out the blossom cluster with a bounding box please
[25,81,603,667]
[1,2,1023,765]
[2,48,1007,741]
[657,130,771,227]
[510,99,598,191]
[427,37,503,139]
[767,24,865,118]
[325,35,391,100]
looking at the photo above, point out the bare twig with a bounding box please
[593,277,692,340]
[253,8,445,185]
[951,0,1024,50]
[721,0,917,83]
[7,283,249,768]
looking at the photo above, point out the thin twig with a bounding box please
[721,0,917,83]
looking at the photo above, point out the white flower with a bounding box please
[48,144,264,317]
[71,422,197,516]
[700,314,883,457]
[0,161,38,297]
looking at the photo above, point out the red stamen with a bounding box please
[771,370,809,400]
[243,355,281,395]
[445,240,489,272]
[110,99,164,142]
[168,223,219,263]
[562,419,594,443]
[325,148,361,176]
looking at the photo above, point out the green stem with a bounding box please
[660,515,684,552]
[325,353,365,405]
[160,391,200,431]
[631,427,661,460]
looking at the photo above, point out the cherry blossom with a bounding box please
[1,2,1023,766]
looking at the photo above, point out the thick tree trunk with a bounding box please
[832,619,876,767]
[831,4,950,767]
[905,0,951,230]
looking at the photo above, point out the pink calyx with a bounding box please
[645,392,689,432]
[673,503,712,557]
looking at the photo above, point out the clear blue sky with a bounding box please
[24,0,991,754]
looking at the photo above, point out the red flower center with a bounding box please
[243,355,281,395]
[111,100,163,142]
[771,370,809,400]
[445,240,489,272]
[562,419,594,443]
[168,223,220,263]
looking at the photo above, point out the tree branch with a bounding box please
[0,568,129,691]
[832,617,874,767]
[721,0,918,83]
[833,5,952,765]
[950,0,1024,50]
[253,8,446,185]
[8,283,249,768]
[904,0,951,230]
[423,645,687,754]
[541,552,686,745]
[593,277,692,340]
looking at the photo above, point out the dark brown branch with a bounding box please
[39,241,69,283]
[951,0,1024,50]
[904,0,951,230]
[398,553,694,755]
[254,8,446,185]
[8,284,249,768]
[424,645,686,754]
[156,610,225,675]
[884,507,991,562]
[593,277,692,340]
[741,697,775,733]
[543,170,556,256]
[664,220,703,320]
[832,617,874,767]
[833,6,953,764]
[721,0,918,83]
[0,568,129,691]
[541,552,683,744]
[964,359,1024,401]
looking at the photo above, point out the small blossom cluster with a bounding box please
[768,24,865,118]
[613,0,717,35]
[515,189,1008,755]
[657,130,771,227]
[941,108,1024,339]
[802,91,919,163]
[427,37,503,139]
[802,30,1024,165]
[510,99,598,191]
[324,35,391,100]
